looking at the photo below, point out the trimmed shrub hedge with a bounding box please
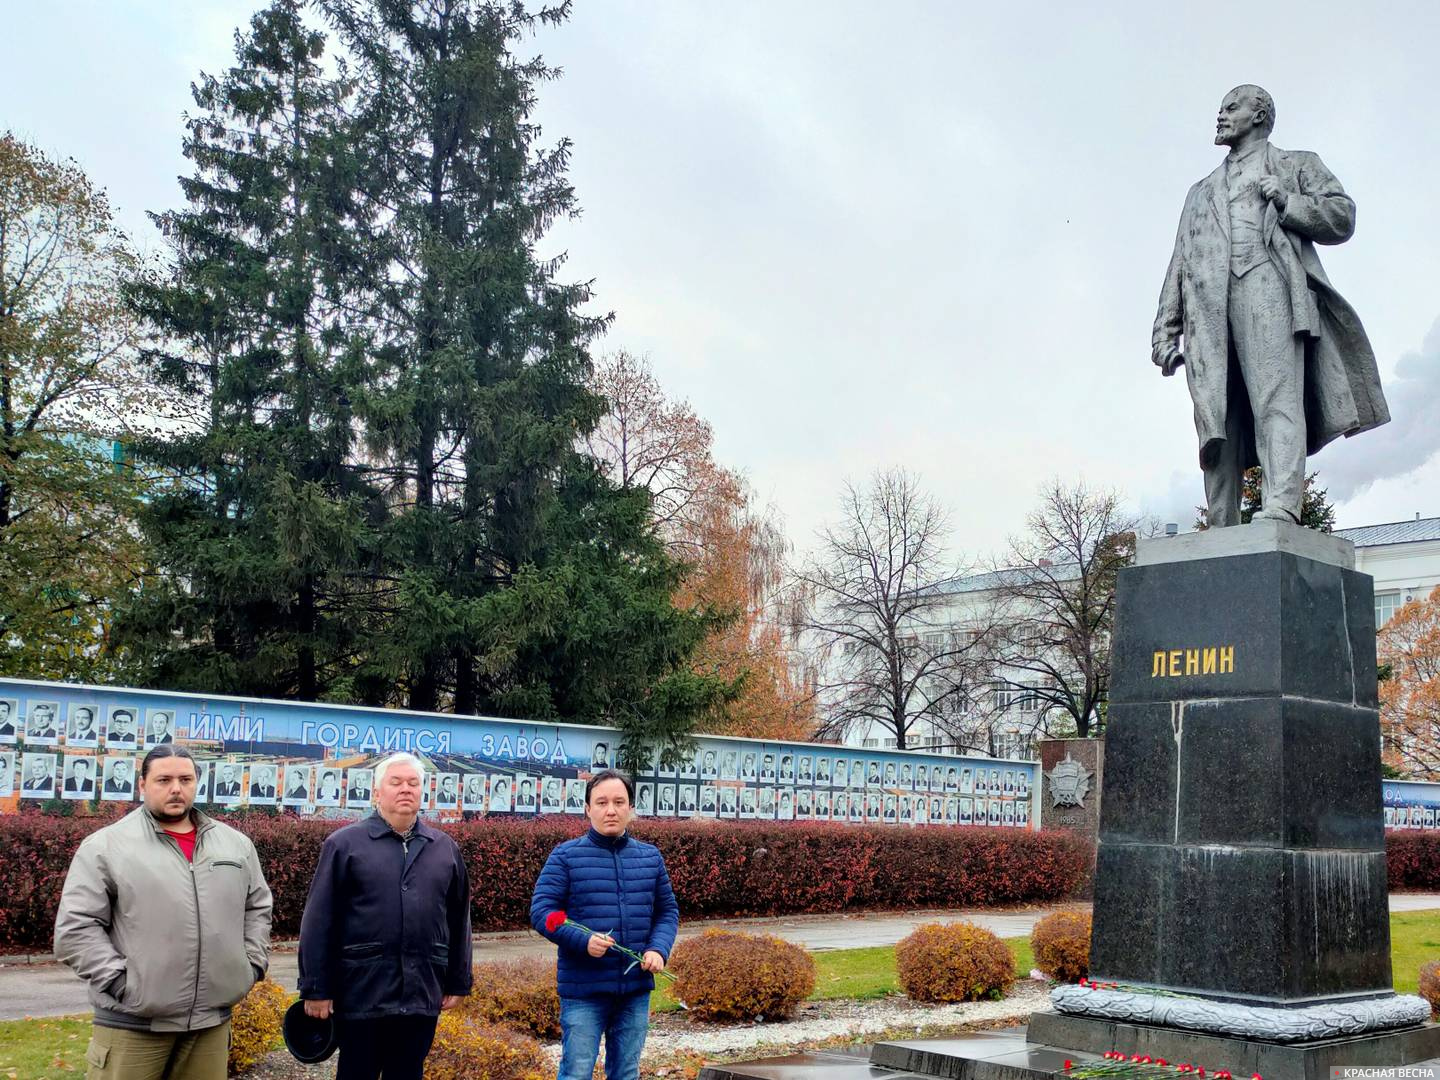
[461,958,562,1039]
[0,810,1090,952]
[228,978,289,1076]
[669,929,816,1021]
[423,1014,549,1080]
[1030,910,1092,983]
[895,920,1015,1003]
[1387,830,1440,891]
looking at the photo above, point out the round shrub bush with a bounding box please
[1420,961,1440,1017]
[896,921,1015,1003]
[460,957,561,1039]
[424,1014,549,1080]
[669,929,817,1022]
[228,978,289,1076]
[1030,910,1092,983]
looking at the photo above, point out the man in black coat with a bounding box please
[298,753,471,1080]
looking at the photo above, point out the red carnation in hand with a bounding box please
[545,910,568,933]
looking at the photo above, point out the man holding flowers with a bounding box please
[531,768,679,1080]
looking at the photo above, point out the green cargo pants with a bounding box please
[84,1020,230,1080]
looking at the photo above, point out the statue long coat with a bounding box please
[1152,143,1389,470]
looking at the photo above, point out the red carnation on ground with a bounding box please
[545,910,567,933]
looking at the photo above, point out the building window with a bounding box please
[1376,591,1404,628]
[862,737,879,748]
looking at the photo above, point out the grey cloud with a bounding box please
[1314,316,1440,501]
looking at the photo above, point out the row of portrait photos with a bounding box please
[0,699,178,749]
[1386,805,1440,829]
[609,742,1031,798]
[0,755,1029,826]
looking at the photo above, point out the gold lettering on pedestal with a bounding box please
[1152,646,1237,677]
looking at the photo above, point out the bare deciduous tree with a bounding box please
[795,468,991,750]
[985,480,1138,739]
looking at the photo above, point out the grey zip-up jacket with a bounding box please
[54,807,273,1032]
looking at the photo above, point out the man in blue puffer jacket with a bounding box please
[531,769,679,1080]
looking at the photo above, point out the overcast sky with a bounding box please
[4,1,1437,566]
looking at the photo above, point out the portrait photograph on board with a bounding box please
[21,752,56,797]
[61,755,96,799]
[345,768,373,806]
[1017,771,1030,798]
[636,783,654,815]
[814,755,832,785]
[915,763,927,792]
[777,789,794,820]
[210,761,242,803]
[25,701,60,745]
[796,788,812,819]
[718,785,738,818]
[900,794,914,823]
[720,749,738,780]
[678,784,697,817]
[740,786,756,818]
[590,741,611,771]
[655,784,675,816]
[0,698,17,742]
[797,755,813,783]
[248,763,278,804]
[434,772,460,810]
[759,753,776,783]
[462,773,486,810]
[105,706,139,748]
[813,789,830,821]
[314,767,342,806]
[699,784,717,817]
[565,778,585,812]
[740,751,757,782]
[488,774,512,812]
[831,757,848,788]
[66,704,101,747]
[0,750,13,796]
[541,777,563,813]
[100,755,134,800]
[779,754,795,783]
[145,708,177,747]
[657,749,676,779]
[699,749,719,780]
[193,760,210,803]
[283,765,312,805]
[514,775,538,812]
[678,751,698,780]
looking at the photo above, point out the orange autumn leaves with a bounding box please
[1380,587,1440,778]
[586,352,814,742]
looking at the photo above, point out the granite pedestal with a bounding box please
[1091,521,1389,1005]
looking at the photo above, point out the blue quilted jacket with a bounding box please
[529,828,679,999]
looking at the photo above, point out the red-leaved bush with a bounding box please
[0,810,1091,952]
[1386,830,1440,892]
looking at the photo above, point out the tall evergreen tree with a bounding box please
[118,0,382,700]
[326,0,734,750]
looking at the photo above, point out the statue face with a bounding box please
[1215,88,1265,147]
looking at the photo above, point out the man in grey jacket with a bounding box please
[54,745,273,1080]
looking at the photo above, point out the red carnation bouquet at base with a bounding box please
[544,910,679,985]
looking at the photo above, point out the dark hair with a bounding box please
[585,768,635,805]
[141,744,196,779]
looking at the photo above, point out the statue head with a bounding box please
[1215,84,1275,147]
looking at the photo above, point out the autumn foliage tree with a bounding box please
[1379,587,1440,778]
[0,133,155,680]
[587,351,815,740]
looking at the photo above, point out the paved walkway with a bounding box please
[4,895,1437,1022]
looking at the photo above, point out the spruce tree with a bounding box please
[119,0,381,700]
[326,0,735,749]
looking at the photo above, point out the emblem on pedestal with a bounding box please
[1046,754,1091,808]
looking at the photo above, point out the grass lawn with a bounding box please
[1389,910,1440,994]
[0,1014,91,1079]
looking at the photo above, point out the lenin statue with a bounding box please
[1151,85,1389,526]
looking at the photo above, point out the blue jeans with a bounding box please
[558,991,651,1080]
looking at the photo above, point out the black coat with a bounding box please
[297,814,472,1019]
